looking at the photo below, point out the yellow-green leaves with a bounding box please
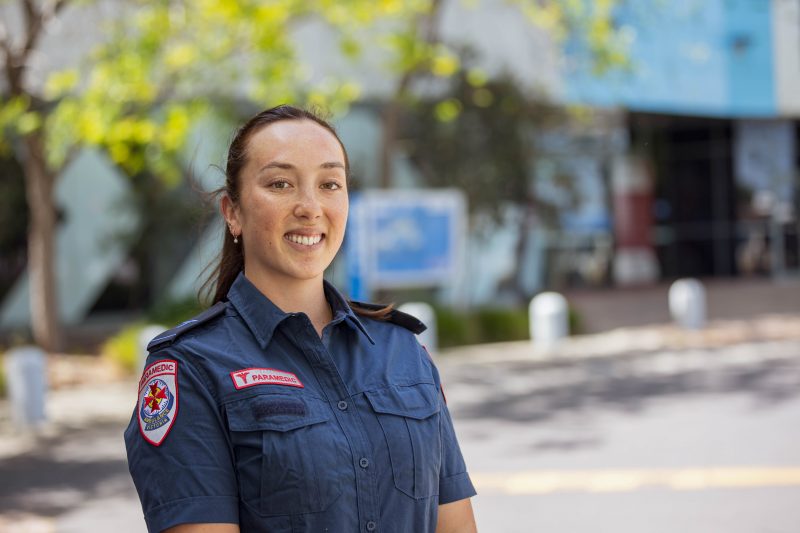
[431,46,459,77]
[43,70,80,100]
[434,98,462,122]
[511,0,628,74]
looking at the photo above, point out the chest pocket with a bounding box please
[226,392,350,516]
[365,383,442,499]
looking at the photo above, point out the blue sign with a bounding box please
[345,190,466,297]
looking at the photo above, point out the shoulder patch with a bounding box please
[137,359,179,446]
[350,301,427,334]
[146,301,227,352]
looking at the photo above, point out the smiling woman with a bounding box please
[124,105,477,533]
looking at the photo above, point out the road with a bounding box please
[1,333,799,532]
[438,338,800,533]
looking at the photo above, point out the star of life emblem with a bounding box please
[137,359,178,446]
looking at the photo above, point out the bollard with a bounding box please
[3,345,48,429]
[668,278,707,329]
[398,302,437,354]
[138,325,167,372]
[530,292,569,347]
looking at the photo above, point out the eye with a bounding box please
[321,181,343,191]
[268,179,291,189]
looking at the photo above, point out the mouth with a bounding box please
[284,233,325,247]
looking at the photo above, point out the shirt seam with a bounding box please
[146,494,239,517]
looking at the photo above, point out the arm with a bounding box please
[124,356,240,532]
[165,525,240,533]
[436,498,478,533]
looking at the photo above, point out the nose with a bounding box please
[293,187,322,220]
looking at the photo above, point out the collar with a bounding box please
[226,272,375,348]
[323,279,376,345]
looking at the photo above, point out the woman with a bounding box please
[125,105,477,533]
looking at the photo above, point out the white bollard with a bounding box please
[398,303,437,354]
[530,292,569,347]
[668,278,707,329]
[3,345,48,429]
[138,325,167,372]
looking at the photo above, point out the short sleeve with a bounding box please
[124,353,239,532]
[437,390,477,504]
[421,345,477,505]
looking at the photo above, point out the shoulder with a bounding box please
[146,301,229,353]
[349,301,427,335]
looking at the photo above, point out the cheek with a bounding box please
[331,199,349,227]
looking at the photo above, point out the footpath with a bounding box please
[0,293,799,531]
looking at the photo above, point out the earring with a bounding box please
[234,234,239,244]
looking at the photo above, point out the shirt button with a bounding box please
[366,521,376,531]
[359,457,370,468]
[337,400,348,411]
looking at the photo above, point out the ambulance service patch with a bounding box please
[138,359,178,446]
[230,367,304,390]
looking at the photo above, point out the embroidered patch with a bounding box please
[230,367,304,390]
[137,359,178,446]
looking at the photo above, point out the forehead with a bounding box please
[245,119,345,166]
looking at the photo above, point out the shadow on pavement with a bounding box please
[456,351,800,428]
[0,419,134,518]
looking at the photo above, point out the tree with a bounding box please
[0,0,427,351]
[0,0,627,351]
[375,0,629,187]
[404,69,575,299]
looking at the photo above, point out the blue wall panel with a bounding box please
[564,0,775,117]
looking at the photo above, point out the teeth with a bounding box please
[286,234,322,246]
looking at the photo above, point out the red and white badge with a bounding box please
[137,359,179,446]
[230,367,304,390]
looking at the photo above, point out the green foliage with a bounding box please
[434,303,582,348]
[146,296,205,328]
[434,306,478,348]
[101,296,206,375]
[510,0,630,75]
[434,306,531,348]
[101,323,146,374]
[405,69,568,225]
[45,0,444,175]
[475,308,530,344]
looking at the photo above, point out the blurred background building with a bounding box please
[0,0,798,342]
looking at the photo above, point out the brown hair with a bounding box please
[200,104,392,319]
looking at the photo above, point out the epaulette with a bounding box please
[146,301,227,352]
[350,301,427,335]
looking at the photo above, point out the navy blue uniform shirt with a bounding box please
[124,273,476,532]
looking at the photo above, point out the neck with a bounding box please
[245,272,331,337]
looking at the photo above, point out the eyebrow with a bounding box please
[259,161,345,173]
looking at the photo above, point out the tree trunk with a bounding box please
[22,131,61,352]
[378,0,445,189]
[378,79,410,189]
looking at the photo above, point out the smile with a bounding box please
[284,233,324,246]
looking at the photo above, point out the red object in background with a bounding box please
[614,191,654,248]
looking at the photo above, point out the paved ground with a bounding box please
[1,313,799,532]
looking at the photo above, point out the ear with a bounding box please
[221,194,241,234]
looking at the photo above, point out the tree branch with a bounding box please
[21,0,37,32]
[6,0,73,94]
[20,0,72,61]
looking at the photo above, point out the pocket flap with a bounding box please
[365,383,440,420]
[226,393,329,432]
